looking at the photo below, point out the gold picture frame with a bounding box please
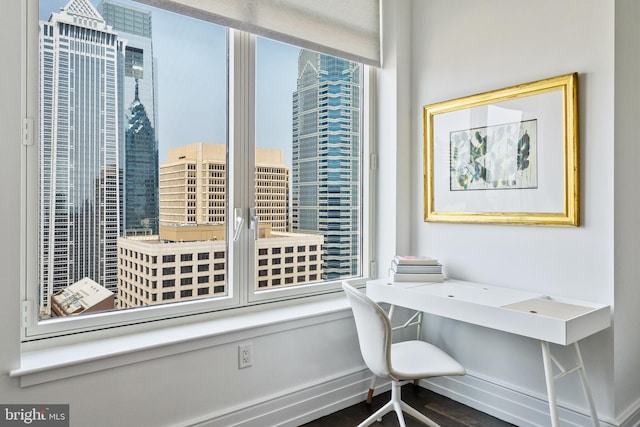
[423,73,579,226]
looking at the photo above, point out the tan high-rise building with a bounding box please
[118,143,322,309]
[117,225,227,309]
[159,142,289,231]
[117,223,323,308]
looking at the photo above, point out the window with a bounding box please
[24,0,373,340]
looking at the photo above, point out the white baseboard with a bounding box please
[617,396,640,427]
[183,367,633,427]
[421,371,619,427]
[183,368,385,427]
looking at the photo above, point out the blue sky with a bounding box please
[40,0,299,166]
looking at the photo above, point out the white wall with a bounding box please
[374,0,413,267]
[614,0,640,420]
[0,0,25,403]
[403,0,640,425]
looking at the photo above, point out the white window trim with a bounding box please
[21,0,376,344]
[12,288,365,387]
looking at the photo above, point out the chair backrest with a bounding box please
[342,282,392,380]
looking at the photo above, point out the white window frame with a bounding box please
[21,0,375,343]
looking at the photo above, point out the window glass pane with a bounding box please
[38,0,227,319]
[254,38,362,291]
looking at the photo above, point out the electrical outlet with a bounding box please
[238,343,252,369]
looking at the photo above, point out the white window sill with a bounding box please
[11,293,352,387]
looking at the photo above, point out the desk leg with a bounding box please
[541,341,560,427]
[573,342,600,427]
[541,341,601,427]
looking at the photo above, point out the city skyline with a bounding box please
[37,0,363,316]
[40,0,299,166]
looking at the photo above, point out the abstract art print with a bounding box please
[450,119,537,191]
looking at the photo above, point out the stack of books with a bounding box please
[389,255,444,282]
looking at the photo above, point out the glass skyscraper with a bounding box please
[39,0,122,314]
[100,0,159,235]
[292,50,361,280]
[124,81,159,235]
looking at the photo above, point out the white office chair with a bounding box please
[342,282,466,427]
[366,304,423,404]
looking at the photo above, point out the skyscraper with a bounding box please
[39,0,122,315]
[159,142,289,231]
[99,0,159,235]
[123,81,159,235]
[292,51,361,280]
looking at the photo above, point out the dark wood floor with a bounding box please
[300,384,515,427]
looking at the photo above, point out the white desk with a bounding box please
[367,279,611,427]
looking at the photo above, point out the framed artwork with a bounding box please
[423,73,579,226]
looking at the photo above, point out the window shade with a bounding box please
[133,0,381,66]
